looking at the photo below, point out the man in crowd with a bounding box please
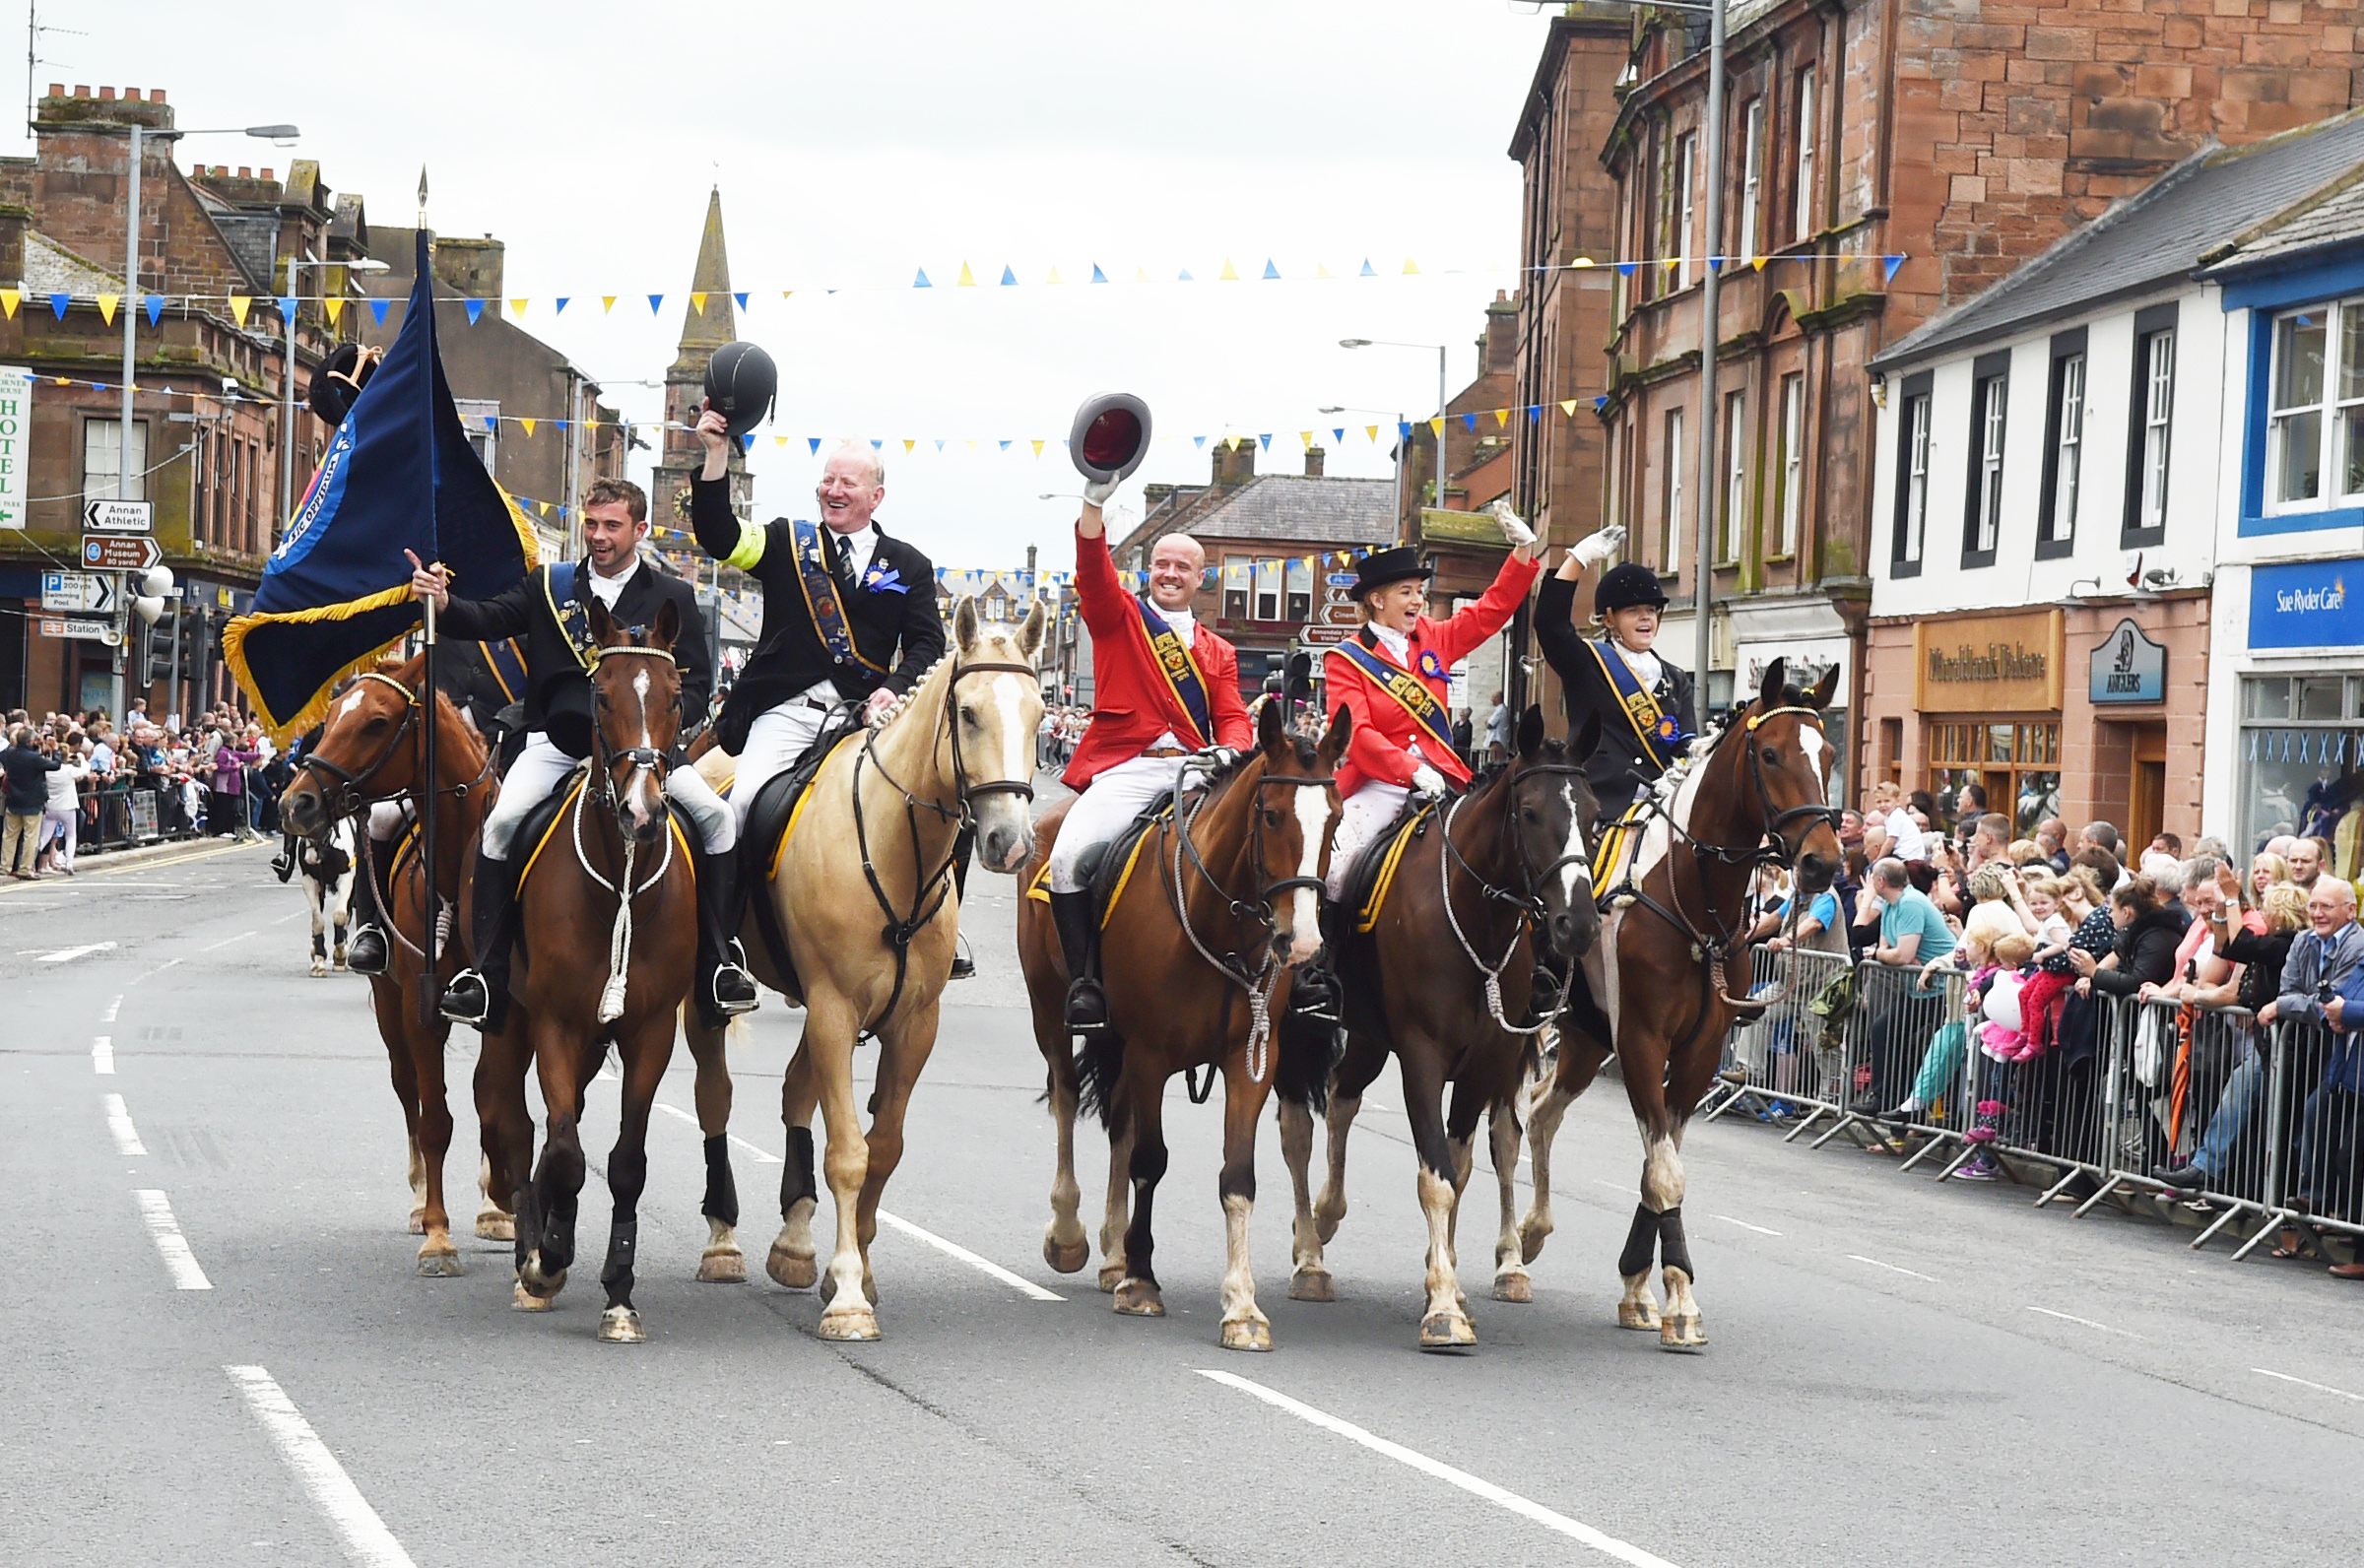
[1484,689,1512,764]
[1967,811,2011,873]
[1954,780,1987,830]
[2,723,60,878]
[2078,819,2122,861]
[2149,830,2183,860]
[1851,855,1958,1111]
[2286,834,2327,894]
[2036,817,2071,874]
[1838,808,1865,855]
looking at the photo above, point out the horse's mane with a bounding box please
[869,623,1043,740]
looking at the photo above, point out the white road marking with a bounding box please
[1847,1254,1937,1283]
[2027,1306,2144,1339]
[134,1190,211,1289]
[1711,1213,1781,1236]
[101,993,122,1022]
[224,1365,416,1568]
[1198,1370,1679,1567]
[1593,1179,1640,1197]
[39,941,116,963]
[652,1100,780,1163]
[200,930,257,952]
[104,1092,148,1155]
[93,1035,113,1076]
[2255,1368,2364,1403]
[875,1209,1063,1301]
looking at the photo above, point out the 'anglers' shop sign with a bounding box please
[2250,557,2364,649]
[0,364,29,529]
[2089,618,2167,703]
[1913,608,2063,713]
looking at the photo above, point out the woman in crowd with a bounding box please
[2071,875,2185,999]
[2249,850,2291,912]
[36,730,90,876]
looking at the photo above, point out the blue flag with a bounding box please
[225,231,536,738]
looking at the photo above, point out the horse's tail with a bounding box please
[1275,999,1341,1114]
[1075,1032,1125,1130]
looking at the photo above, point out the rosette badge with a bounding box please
[1070,392,1153,485]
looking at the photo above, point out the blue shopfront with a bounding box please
[2233,557,2364,859]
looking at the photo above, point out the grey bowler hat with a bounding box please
[1070,392,1153,484]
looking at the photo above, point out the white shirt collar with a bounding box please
[829,523,879,580]
[1157,604,1195,640]
[1368,622,1412,662]
[583,556,637,608]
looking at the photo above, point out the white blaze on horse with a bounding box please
[298,817,359,976]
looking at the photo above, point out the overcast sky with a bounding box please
[34,1,1566,574]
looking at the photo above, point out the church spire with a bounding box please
[672,185,737,371]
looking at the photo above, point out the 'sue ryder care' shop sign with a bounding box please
[1913,608,2064,713]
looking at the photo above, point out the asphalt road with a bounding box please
[5,819,2359,1567]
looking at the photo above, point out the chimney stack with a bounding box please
[1212,439,1256,488]
[1303,445,1326,478]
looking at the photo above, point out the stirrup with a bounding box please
[437,969,491,1023]
[1064,976,1110,1035]
[346,923,390,976]
[1290,968,1341,1024]
[708,961,760,1017]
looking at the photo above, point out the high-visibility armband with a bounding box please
[726,518,766,571]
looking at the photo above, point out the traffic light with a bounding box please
[177,606,205,674]
[141,617,171,686]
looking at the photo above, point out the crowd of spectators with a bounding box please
[0,701,278,878]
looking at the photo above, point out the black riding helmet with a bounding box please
[1594,561,1670,619]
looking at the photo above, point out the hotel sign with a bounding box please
[1913,608,2064,713]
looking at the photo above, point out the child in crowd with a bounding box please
[1960,931,2041,1180]
[2010,872,2076,1061]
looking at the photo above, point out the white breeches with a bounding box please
[732,703,833,830]
[474,730,735,859]
[1047,751,1187,893]
[1325,779,1411,898]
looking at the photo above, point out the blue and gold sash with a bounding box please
[1584,638,1687,771]
[792,519,886,675]
[1335,636,1456,757]
[1133,595,1211,749]
[483,636,528,702]
[541,562,597,671]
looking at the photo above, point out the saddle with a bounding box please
[511,765,695,897]
[1025,790,1175,930]
[1590,801,1654,911]
[724,715,864,994]
[1344,797,1440,936]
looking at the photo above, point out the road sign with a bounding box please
[1319,600,1361,627]
[82,534,162,570]
[1325,572,1356,587]
[1299,625,1350,647]
[83,498,154,533]
[40,570,115,614]
[38,616,117,643]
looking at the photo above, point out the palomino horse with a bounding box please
[690,597,1045,1341]
[1018,701,1348,1351]
[484,595,704,1343]
[1518,658,1841,1349]
[1280,706,1601,1349]
[278,656,512,1274]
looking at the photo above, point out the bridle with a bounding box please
[1438,757,1591,1036]
[850,657,1043,1037]
[584,643,679,817]
[575,640,684,1025]
[1168,753,1340,1091]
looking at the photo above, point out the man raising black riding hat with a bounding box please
[1534,524,1696,817]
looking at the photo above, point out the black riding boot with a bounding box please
[691,838,760,1030]
[948,823,977,979]
[439,849,516,1032]
[1289,897,1345,1023]
[1525,950,1569,1030]
[272,828,297,882]
[1050,888,1108,1034]
[344,836,398,976]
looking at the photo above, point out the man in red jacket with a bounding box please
[1047,487,1253,1031]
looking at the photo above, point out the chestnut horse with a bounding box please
[484,595,703,1343]
[1280,706,1601,1349]
[689,598,1045,1340]
[278,656,512,1274]
[1518,658,1841,1349]
[1018,701,1348,1350]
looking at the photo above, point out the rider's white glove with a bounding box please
[1083,477,1119,507]
[1410,764,1448,800]
[1571,524,1626,569]
[1191,746,1239,771]
[1488,499,1537,551]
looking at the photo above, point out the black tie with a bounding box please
[829,532,858,599]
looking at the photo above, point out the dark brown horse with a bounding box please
[1279,706,1601,1349]
[1018,701,1348,1350]
[1518,658,1841,1349]
[278,656,512,1274]
[481,595,703,1342]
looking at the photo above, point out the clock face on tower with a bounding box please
[674,483,695,522]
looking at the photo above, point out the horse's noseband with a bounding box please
[296,671,424,810]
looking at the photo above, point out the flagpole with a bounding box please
[418,589,441,1027]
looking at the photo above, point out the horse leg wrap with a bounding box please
[702,1134,740,1227]
[781,1126,818,1215]
[1657,1207,1694,1280]
[1617,1203,1660,1279]
[600,1219,638,1304]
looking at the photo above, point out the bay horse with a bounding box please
[1279,706,1601,1349]
[486,594,702,1343]
[277,655,512,1274]
[689,597,1045,1341]
[1018,700,1349,1350]
[1517,658,1841,1349]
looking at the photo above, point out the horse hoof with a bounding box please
[817,1306,881,1342]
[1659,1313,1707,1352]
[696,1248,748,1284]
[1517,1218,1551,1265]
[309,961,327,978]
[406,1208,427,1236]
[1617,1301,1662,1332]
[766,1243,818,1291]
[511,1282,558,1313]
[415,1247,463,1278]
[1112,1278,1165,1318]
[475,1211,515,1242]
[1219,1317,1274,1352]
[1418,1311,1478,1351]
[1043,1234,1090,1274]
[1287,1268,1335,1302]
[598,1306,647,1343]
[1095,1262,1126,1294]
[1492,1272,1534,1304]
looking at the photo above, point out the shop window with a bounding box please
[1961,352,2008,569]
[2266,295,2364,513]
[2237,674,2364,866]
[1792,67,1818,243]
[2037,329,2085,559]
[1890,372,1932,577]
[2125,303,2176,547]
[1927,717,2060,837]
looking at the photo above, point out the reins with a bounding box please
[575,642,683,1024]
[1437,759,1589,1036]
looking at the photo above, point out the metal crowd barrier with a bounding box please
[1705,956,2364,1267]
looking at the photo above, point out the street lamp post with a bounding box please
[1689,0,1728,734]
[278,252,389,529]
[1319,403,1410,545]
[1340,339,1448,537]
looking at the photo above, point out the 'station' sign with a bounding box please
[38,616,114,643]
[2089,618,2167,704]
[1913,608,2064,713]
